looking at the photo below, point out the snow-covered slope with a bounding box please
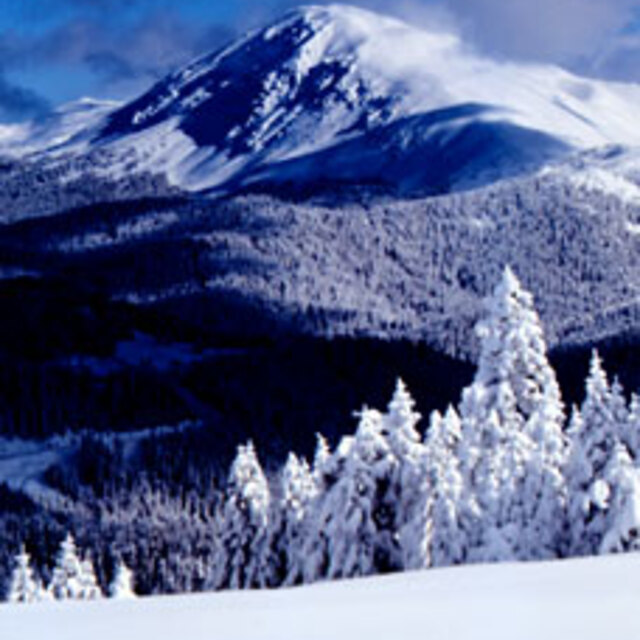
[0,98,119,158]
[4,554,640,640]
[541,145,640,206]
[6,4,640,195]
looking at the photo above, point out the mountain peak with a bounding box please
[264,3,460,70]
[272,3,419,33]
[99,2,461,150]
[8,4,640,196]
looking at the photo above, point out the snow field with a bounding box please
[3,553,640,640]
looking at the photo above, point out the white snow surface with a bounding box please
[3,553,640,640]
[538,145,640,210]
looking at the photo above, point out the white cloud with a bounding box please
[590,33,640,81]
[344,0,640,81]
[443,0,637,62]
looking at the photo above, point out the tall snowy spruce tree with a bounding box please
[7,546,46,604]
[207,442,271,590]
[459,266,567,562]
[319,408,396,579]
[300,433,354,584]
[573,352,624,478]
[302,380,427,582]
[403,406,472,569]
[566,352,638,556]
[383,379,427,571]
[262,452,318,587]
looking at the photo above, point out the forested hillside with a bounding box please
[2,270,639,599]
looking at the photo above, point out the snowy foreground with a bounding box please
[4,554,640,640]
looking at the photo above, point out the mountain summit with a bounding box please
[6,5,640,195]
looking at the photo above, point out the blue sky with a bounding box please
[1,0,639,122]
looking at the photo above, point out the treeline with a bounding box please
[4,267,638,600]
[0,152,174,223]
[6,534,135,603]
[0,477,223,599]
[198,267,640,589]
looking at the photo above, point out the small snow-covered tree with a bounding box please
[78,558,103,600]
[208,442,270,590]
[109,561,136,599]
[7,546,44,604]
[565,406,591,554]
[459,267,567,562]
[425,406,469,567]
[384,379,422,459]
[312,433,331,484]
[49,534,90,600]
[610,378,629,434]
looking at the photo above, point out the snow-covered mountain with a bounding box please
[4,553,640,640]
[6,4,640,195]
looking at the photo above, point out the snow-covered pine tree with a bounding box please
[578,352,621,476]
[301,434,354,584]
[312,433,331,484]
[7,546,44,604]
[566,353,617,555]
[262,452,318,587]
[78,558,103,599]
[459,266,567,562]
[566,355,636,556]
[610,378,629,439]
[599,443,640,554]
[109,561,136,599]
[48,534,86,600]
[382,379,426,570]
[319,408,397,580]
[424,407,469,568]
[398,409,439,571]
[208,442,270,590]
[626,393,640,460]
[383,379,422,460]
[565,406,592,555]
